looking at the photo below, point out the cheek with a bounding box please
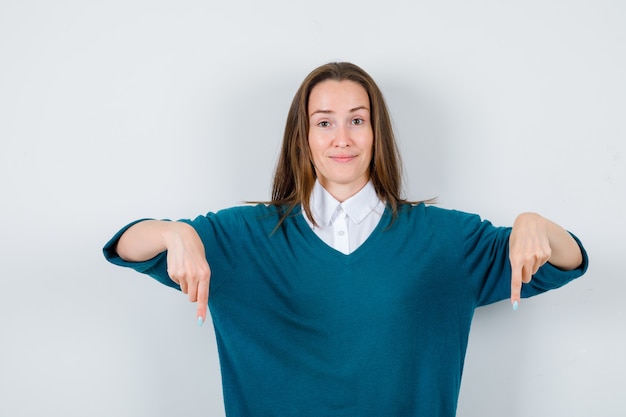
[307,138,322,166]
[364,135,374,157]
[308,134,326,153]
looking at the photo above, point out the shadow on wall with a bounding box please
[381,79,446,202]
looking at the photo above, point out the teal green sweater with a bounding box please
[103,203,588,417]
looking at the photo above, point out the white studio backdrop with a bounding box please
[1,1,624,416]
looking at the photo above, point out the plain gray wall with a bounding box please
[1,1,623,416]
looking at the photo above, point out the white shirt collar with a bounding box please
[308,180,383,226]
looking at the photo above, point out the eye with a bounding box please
[317,121,331,127]
[352,118,364,125]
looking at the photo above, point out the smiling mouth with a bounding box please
[330,155,357,163]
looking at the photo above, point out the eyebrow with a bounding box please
[309,106,370,117]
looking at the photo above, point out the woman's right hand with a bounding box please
[163,222,211,324]
[116,220,211,324]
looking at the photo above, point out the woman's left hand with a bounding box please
[508,212,582,310]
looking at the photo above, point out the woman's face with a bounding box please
[307,80,374,202]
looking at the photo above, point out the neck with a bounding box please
[321,179,369,203]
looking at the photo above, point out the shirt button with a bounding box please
[338,231,345,236]
[338,207,344,214]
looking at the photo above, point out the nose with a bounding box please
[333,124,350,147]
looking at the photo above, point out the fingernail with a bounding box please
[197,316,204,326]
[512,301,519,311]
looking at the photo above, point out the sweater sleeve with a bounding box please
[457,211,589,307]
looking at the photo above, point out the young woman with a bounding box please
[104,62,587,417]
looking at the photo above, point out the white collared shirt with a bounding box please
[303,180,385,254]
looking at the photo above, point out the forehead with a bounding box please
[308,80,370,112]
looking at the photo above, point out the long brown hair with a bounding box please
[270,62,412,228]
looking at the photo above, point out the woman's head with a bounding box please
[307,78,374,202]
[272,62,405,224]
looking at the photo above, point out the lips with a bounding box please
[330,154,357,163]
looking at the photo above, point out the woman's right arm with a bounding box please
[116,220,211,324]
[116,219,180,262]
